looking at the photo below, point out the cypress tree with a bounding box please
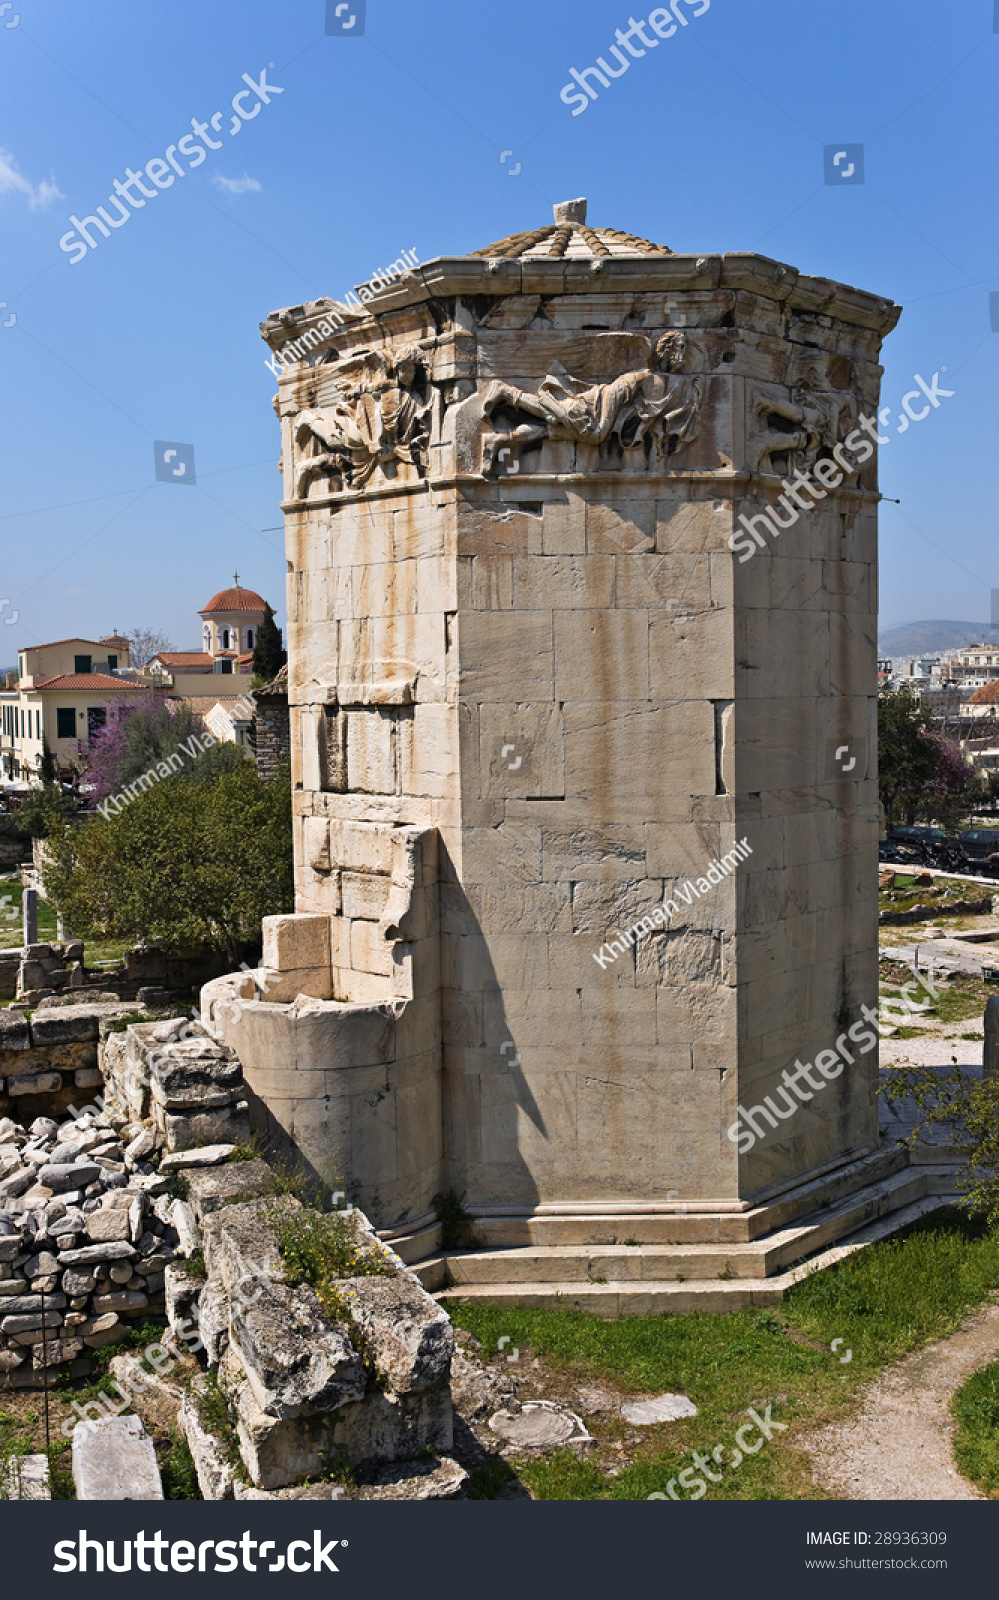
[252,604,286,683]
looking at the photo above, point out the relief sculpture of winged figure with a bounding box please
[481,331,703,475]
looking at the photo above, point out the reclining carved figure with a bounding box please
[481,331,703,474]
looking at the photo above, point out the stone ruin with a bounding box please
[191,200,963,1309]
[1,1011,477,1500]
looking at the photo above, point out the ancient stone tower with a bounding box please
[205,201,922,1307]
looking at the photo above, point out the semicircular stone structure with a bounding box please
[202,203,958,1310]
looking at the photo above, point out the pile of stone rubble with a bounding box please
[0,1107,178,1387]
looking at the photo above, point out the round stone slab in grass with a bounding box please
[488,1402,589,1450]
[621,1393,698,1425]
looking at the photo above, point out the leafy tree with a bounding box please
[42,761,293,962]
[252,604,286,684]
[85,693,204,803]
[879,686,976,826]
[186,740,248,784]
[15,781,77,839]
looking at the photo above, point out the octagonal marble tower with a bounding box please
[205,200,905,1280]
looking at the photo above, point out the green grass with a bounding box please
[880,963,989,1028]
[0,1408,74,1499]
[0,878,129,965]
[952,1357,999,1496]
[160,1425,201,1500]
[449,1211,999,1500]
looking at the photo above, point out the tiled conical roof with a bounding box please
[468,198,672,261]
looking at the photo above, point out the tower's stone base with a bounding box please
[416,1146,961,1315]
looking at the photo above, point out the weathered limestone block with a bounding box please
[72,1414,163,1500]
[197,1276,231,1367]
[358,1455,468,1500]
[30,1010,99,1045]
[165,1263,203,1340]
[235,1371,452,1489]
[260,913,332,1001]
[180,1379,236,1500]
[160,1102,250,1152]
[0,1014,30,1051]
[149,1038,243,1109]
[186,1160,274,1222]
[343,1271,454,1396]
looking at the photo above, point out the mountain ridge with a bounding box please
[878,620,999,656]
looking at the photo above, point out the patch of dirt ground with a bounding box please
[803,1300,999,1500]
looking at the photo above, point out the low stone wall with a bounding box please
[879,897,992,925]
[0,1003,143,1124]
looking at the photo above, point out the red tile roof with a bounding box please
[29,673,143,692]
[966,681,999,704]
[201,586,268,615]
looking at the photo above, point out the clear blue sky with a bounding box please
[1,0,996,659]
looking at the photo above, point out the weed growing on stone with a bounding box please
[160,1424,201,1500]
[196,1371,242,1475]
[432,1188,481,1250]
[267,1204,394,1323]
[104,1011,153,1034]
[164,1171,190,1203]
[180,1248,206,1278]
[230,1133,264,1163]
[266,1157,326,1207]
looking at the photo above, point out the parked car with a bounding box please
[956,828,999,861]
[887,826,948,848]
[956,828,999,876]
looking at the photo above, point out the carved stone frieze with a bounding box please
[749,381,858,477]
[293,344,433,498]
[480,331,703,476]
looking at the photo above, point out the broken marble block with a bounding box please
[190,1196,455,1490]
[71,1414,163,1500]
